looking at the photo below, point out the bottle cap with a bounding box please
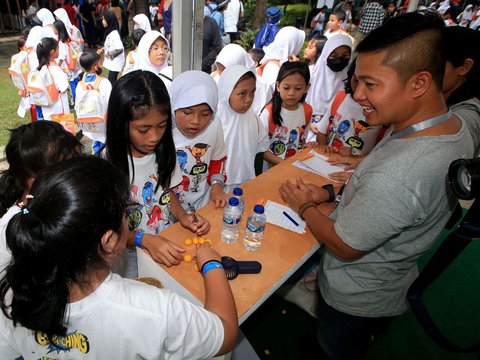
[233,187,243,196]
[253,205,265,214]
[228,197,240,206]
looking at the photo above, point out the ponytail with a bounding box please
[36,37,58,70]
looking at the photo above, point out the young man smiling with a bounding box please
[280,12,475,359]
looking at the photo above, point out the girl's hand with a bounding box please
[317,145,335,155]
[179,213,211,236]
[302,141,318,149]
[141,233,186,267]
[210,184,228,209]
[279,178,315,212]
[196,243,222,270]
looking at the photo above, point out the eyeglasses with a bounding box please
[150,46,169,54]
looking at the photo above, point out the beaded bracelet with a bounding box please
[135,231,144,248]
[201,260,224,276]
[298,201,317,220]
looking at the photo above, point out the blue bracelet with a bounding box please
[135,231,144,248]
[202,261,224,276]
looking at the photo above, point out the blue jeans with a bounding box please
[316,291,395,360]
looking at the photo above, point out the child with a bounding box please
[323,9,354,43]
[383,2,398,24]
[0,121,81,272]
[216,65,269,192]
[9,36,31,118]
[135,30,171,88]
[122,28,146,75]
[258,26,306,93]
[170,70,228,210]
[100,11,125,85]
[261,61,312,168]
[309,6,327,39]
[104,70,210,277]
[254,6,283,49]
[34,37,70,121]
[75,52,112,154]
[36,8,57,40]
[306,34,352,141]
[248,48,265,68]
[53,20,69,71]
[133,13,152,32]
[303,34,327,73]
[54,7,84,45]
[0,156,238,358]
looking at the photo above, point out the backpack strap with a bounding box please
[262,103,275,136]
[257,59,281,77]
[302,102,313,126]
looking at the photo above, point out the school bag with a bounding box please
[67,40,82,72]
[27,66,59,107]
[256,59,280,78]
[263,102,313,136]
[75,76,107,123]
[8,51,30,96]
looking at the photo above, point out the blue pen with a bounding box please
[282,211,299,227]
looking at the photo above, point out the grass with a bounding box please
[0,67,31,146]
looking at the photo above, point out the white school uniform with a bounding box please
[40,64,70,120]
[103,30,125,73]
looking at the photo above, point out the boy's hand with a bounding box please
[210,184,228,208]
[141,234,185,267]
[179,213,211,236]
[196,243,222,270]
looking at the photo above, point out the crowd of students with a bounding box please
[1,3,479,359]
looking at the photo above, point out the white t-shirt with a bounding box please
[41,65,70,121]
[0,205,21,275]
[56,41,69,71]
[223,0,242,33]
[173,118,227,211]
[75,75,112,143]
[317,91,381,155]
[103,30,125,72]
[113,153,182,278]
[0,272,224,359]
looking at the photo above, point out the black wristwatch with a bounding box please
[321,184,335,203]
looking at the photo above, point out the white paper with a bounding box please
[264,200,306,234]
[293,150,347,178]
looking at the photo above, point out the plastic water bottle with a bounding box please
[232,187,245,215]
[221,197,242,244]
[243,205,267,251]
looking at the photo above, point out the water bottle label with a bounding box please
[247,222,265,233]
[224,216,240,225]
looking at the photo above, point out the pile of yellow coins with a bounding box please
[183,237,212,272]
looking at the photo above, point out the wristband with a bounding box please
[201,260,224,276]
[298,201,317,220]
[135,231,144,248]
[321,184,335,203]
[211,179,224,187]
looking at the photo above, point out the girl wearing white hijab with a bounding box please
[216,65,269,191]
[457,4,473,27]
[36,8,57,40]
[306,34,352,141]
[258,26,306,92]
[133,14,152,32]
[53,8,84,46]
[25,26,45,71]
[170,70,228,210]
[212,43,271,115]
[134,30,171,88]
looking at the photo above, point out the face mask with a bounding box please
[327,57,350,72]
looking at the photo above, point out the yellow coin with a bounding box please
[184,238,192,246]
[205,239,212,245]
[192,237,199,245]
[198,237,205,244]
[183,255,193,263]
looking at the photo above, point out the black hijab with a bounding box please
[103,10,119,38]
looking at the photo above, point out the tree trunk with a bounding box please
[133,0,149,16]
[252,0,266,29]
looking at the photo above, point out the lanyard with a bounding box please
[376,111,452,149]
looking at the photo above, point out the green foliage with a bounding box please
[235,29,258,51]
[0,68,30,146]
[280,4,310,27]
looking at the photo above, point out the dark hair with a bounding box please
[36,37,58,70]
[21,26,31,39]
[0,122,81,217]
[17,36,26,51]
[332,9,346,22]
[356,11,445,89]
[443,26,480,105]
[132,28,146,48]
[0,157,129,339]
[269,61,310,127]
[249,48,265,65]
[105,70,176,192]
[79,51,100,72]
[311,34,327,63]
[344,58,356,95]
[103,10,120,37]
[53,20,69,42]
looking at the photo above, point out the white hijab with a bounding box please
[306,34,352,116]
[25,26,44,49]
[261,26,305,64]
[134,30,170,74]
[216,44,256,73]
[133,14,152,32]
[37,8,57,40]
[53,8,74,35]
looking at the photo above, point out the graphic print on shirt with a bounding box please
[35,330,90,356]
[177,149,188,174]
[172,175,190,204]
[345,120,369,153]
[269,125,302,160]
[127,184,142,229]
[176,143,210,195]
